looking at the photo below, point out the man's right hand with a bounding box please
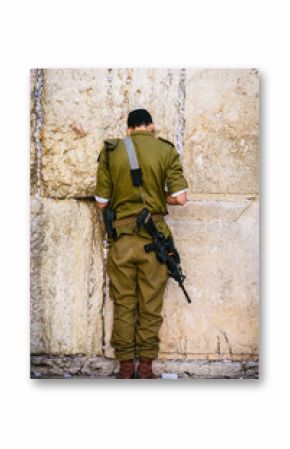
[166,191,187,206]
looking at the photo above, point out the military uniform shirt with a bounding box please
[95,129,188,239]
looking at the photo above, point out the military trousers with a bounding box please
[107,234,168,361]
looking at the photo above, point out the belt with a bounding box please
[113,214,164,228]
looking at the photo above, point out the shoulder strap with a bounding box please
[158,136,175,147]
[103,138,119,167]
[104,138,119,150]
[123,137,143,187]
[124,137,140,170]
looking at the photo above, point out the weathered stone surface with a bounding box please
[167,197,255,222]
[103,275,114,359]
[41,68,182,197]
[30,355,116,378]
[30,69,259,376]
[153,359,259,379]
[30,355,258,379]
[158,199,259,358]
[30,197,104,355]
[30,69,37,195]
[183,69,259,196]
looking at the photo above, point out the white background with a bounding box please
[0,0,289,448]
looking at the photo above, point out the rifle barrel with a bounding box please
[180,283,192,304]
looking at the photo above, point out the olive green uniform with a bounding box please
[96,130,188,360]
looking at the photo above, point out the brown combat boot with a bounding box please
[116,359,136,379]
[137,357,157,379]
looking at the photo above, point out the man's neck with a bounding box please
[127,126,155,135]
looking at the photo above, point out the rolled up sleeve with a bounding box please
[165,147,188,195]
[95,147,113,201]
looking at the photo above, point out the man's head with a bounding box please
[126,109,155,134]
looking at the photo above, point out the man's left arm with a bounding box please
[95,147,112,209]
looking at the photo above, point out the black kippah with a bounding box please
[127,109,153,128]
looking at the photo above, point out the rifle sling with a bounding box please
[113,214,164,228]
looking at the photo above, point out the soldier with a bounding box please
[95,109,188,379]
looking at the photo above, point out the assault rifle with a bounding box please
[136,208,191,304]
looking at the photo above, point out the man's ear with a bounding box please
[126,127,133,135]
[147,123,155,133]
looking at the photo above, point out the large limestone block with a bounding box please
[158,199,259,359]
[103,199,259,360]
[183,69,259,196]
[41,68,181,197]
[30,197,104,355]
[41,69,106,197]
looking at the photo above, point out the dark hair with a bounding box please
[127,109,153,128]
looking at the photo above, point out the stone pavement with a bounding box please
[31,355,259,379]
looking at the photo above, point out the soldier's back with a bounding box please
[108,130,174,219]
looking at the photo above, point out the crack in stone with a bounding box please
[34,69,43,198]
[221,330,232,355]
[176,68,186,156]
[234,202,253,222]
[216,336,221,354]
[101,220,109,355]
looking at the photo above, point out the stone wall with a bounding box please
[30,68,259,378]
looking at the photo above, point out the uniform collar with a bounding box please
[128,130,155,137]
